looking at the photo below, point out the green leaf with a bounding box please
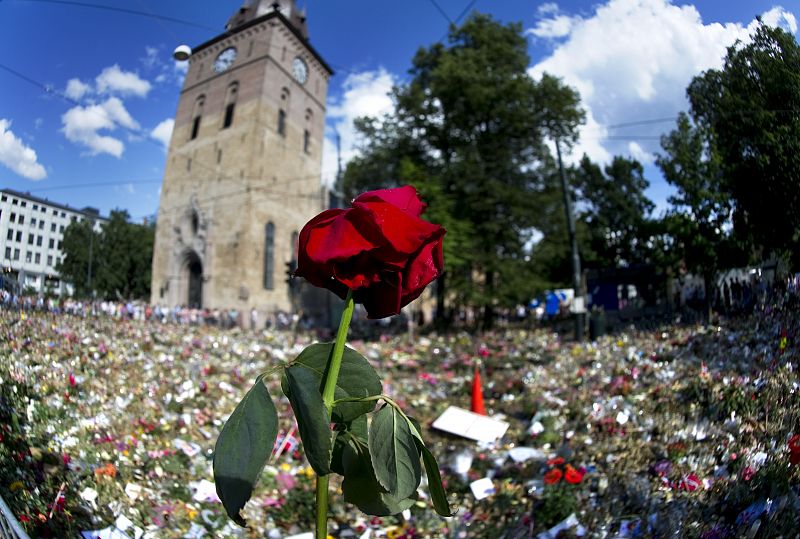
[341,439,416,516]
[368,404,421,500]
[331,415,368,476]
[417,442,455,516]
[283,367,333,475]
[406,416,455,517]
[213,376,278,527]
[289,342,382,423]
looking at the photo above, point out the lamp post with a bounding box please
[555,137,585,342]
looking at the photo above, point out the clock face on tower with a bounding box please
[292,57,308,85]
[214,47,237,73]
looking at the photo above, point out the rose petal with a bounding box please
[353,185,427,217]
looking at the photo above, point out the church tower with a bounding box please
[151,0,332,321]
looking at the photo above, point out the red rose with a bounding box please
[564,465,584,484]
[296,186,445,319]
[543,468,563,485]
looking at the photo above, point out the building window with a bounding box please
[58,241,62,249]
[263,221,275,290]
[38,221,43,229]
[52,209,57,215]
[59,225,64,233]
[15,231,21,242]
[190,95,205,140]
[9,213,15,223]
[51,223,56,232]
[25,251,31,263]
[36,236,42,247]
[4,247,9,259]
[291,230,299,260]
[1,195,6,201]
[11,199,17,205]
[32,204,38,211]
[49,238,54,249]
[303,129,310,153]
[18,216,24,225]
[27,234,33,245]
[61,212,65,218]
[20,202,26,208]
[47,255,53,266]
[13,249,19,261]
[222,82,238,129]
[34,253,40,264]
[278,109,286,136]
[31,218,36,227]
[6,229,12,241]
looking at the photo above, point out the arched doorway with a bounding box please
[186,253,203,308]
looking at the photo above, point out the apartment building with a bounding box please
[0,189,106,295]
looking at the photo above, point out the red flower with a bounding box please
[789,434,800,453]
[546,456,565,467]
[296,186,445,319]
[544,468,563,485]
[564,465,584,484]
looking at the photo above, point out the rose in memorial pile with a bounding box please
[212,186,452,539]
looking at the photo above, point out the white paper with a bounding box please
[80,527,131,539]
[469,477,495,500]
[432,406,509,442]
[190,479,221,503]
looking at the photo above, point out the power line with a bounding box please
[10,0,215,30]
[426,0,453,24]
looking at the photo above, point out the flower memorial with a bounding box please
[212,186,453,538]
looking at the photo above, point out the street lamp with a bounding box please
[554,137,585,342]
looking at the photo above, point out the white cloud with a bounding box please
[538,3,560,16]
[529,14,579,38]
[0,119,47,180]
[762,5,797,33]
[65,78,91,100]
[322,68,397,187]
[95,64,151,97]
[528,0,797,165]
[61,97,140,157]
[150,118,174,149]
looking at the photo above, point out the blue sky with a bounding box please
[0,0,798,222]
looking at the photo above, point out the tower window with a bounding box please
[278,109,286,137]
[222,82,238,130]
[264,222,275,290]
[223,103,235,128]
[191,116,201,139]
[190,95,205,140]
[303,129,310,153]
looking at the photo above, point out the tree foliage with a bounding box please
[686,23,800,262]
[57,210,154,299]
[342,13,584,327]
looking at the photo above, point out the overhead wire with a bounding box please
[8,0,215,30]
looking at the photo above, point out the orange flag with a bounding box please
[471,366,487,415]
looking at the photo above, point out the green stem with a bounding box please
[315,290,355,539]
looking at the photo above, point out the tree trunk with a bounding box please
[482,270,494,330]
[435,272,449,332]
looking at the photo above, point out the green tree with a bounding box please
[343,13,584,328]
[58,210,155,299]
[575,155,655,269]
[656,113,743,316]
[56,219,98,297]
[686,23,800,264]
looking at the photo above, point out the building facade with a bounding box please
[0,189,106,295]
[150,0,331,322]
